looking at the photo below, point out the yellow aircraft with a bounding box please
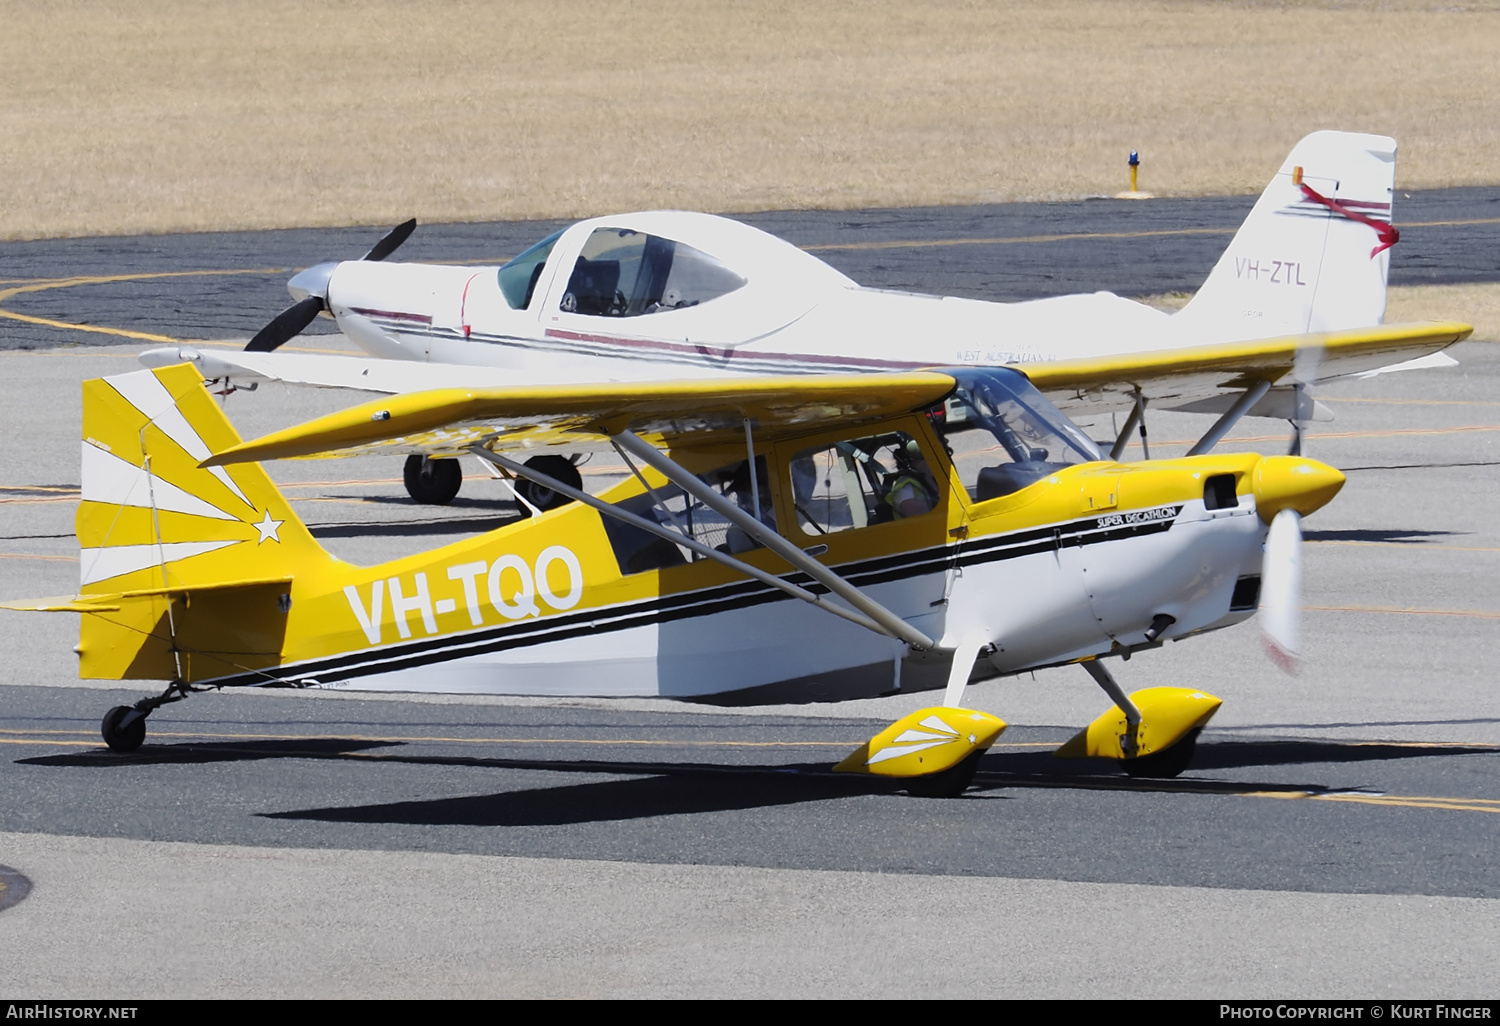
[1,317,1470,795]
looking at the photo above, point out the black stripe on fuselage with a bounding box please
[208,504,1182,688]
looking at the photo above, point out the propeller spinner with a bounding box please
[245,218,416,353]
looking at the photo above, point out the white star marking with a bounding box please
[253,510,284,544]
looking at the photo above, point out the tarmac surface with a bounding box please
[0,195,1498,997]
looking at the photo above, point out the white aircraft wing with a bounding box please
[139,345,521,394]
[1026,320,1474,418]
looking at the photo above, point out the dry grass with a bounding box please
[3,1,1499,239]
[1142,282,1500,342]
[1385,283,1500,343]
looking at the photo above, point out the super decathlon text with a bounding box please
[6,1009,137,1020]
[343,547,584,645]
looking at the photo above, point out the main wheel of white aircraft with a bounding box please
[1122,728,1201,779]
[403,455,463,505]
[244,218,417,353]
[514,456,583,518]
[101,706,146,753]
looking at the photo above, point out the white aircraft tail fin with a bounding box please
[1174,131,1397,341]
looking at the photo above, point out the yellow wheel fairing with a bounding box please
[835,706,1006,778]
[1054,686,1223,761]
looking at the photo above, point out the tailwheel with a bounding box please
[403,455,463,505]
[904,751,984,798]
[100,706,147,753]
[1122,728,1201,779]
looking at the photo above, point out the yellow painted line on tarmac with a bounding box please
[1308,603,1500,620]
[802,226,1234,253]
[1120,423,1500,450]
[1324,397,1500,408]
[0,269,285,299]
[1245,791,1500,815]
[0,738,99,747]
[0,309,177,344]
[1399,216,1500,229]
[0,269,288,344]
[799,215,1500,254]
[1272,423,1500,444]
[0,553,76,562]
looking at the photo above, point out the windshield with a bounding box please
[498,229,564,309]
[942,367,1102,501]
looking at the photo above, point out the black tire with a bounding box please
[903,750,984,799]
[1122,728,1201,779]
[403,455,462,505]
[514,455,582,518]
[101,706,146,753]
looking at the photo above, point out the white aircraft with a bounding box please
[142,130,1466,506]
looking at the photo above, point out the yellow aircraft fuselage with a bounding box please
[63,365,1341,707]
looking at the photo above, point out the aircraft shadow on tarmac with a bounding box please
[1344,460,1500,474]
[1302,527,1464,544]
[18,737,1493,827]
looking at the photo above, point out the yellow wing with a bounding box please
[1023,320,1473,414]
[205,372,958,465]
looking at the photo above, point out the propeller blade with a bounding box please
[361,218,417,262]
[1260,507,1303,674]
[244,296,325,353]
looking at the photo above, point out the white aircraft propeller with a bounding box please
[1261,507,1304,674]
[245,218,416,353]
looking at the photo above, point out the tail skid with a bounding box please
[1174,131,1397,342]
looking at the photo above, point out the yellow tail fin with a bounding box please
[75,362,332,681]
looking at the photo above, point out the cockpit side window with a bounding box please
[602,456,776,575]
[789,431,940,536]
[560,228,747,317]
[498,230,563,310]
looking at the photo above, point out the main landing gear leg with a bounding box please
[101,680,194,753]
[1081,659,1141,757]
[1075,660,1209,778]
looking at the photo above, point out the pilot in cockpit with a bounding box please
[884,440,936,519]
[722,457,776,553]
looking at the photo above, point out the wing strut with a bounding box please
[1109,392,1145,461]
[1184,379,1273,457]
[612,431,937,651]
[465,445,912,644]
